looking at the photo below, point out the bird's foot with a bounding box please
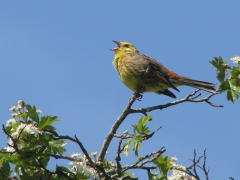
[133,92,143,101]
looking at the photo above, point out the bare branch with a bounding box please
[122,147,166,172]
[130,90,223,114]
[197,149,210,180]
[115,134,127,177]
[185,149,210,180]
[98,89,222,164]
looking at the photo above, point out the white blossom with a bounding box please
[36,108,42,114]
[69,158,100,180]
[5,139,15,152]
[5,138,26,152]
[6,119,17,127]
[5,146,15,152]
[171,156,178,162]
[11,112,21,118]
[70,152,82,158]
[17,99,24,109]
[25,124,40,135]
[168,156,195,180]
[16,139,27,150]
[11,124,40,138]
[62,141,67,147]
[11,124,27,138]
[5,123,41,152]
[230,55,240,63]
[91,151,97,157]
[9,105,16,111]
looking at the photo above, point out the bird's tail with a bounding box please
[171,76,216,93]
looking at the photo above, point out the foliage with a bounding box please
[210,56,240,102]
[123,116,152,156]
[0,101,197,180]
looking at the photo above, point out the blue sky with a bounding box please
[0,1,239,179]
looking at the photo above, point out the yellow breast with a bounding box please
[113,56,139,92]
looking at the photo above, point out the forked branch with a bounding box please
[98,66,222,164]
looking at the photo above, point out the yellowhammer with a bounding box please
[111,41,216,98]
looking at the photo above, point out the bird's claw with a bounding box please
[133,93,143,101]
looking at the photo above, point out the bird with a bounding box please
[111,41,216,99]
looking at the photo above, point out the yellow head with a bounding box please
[111,41,139,70]
[111,41,139,56]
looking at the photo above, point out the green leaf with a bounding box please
[25,105,39,123]
[231,66,240,77]
[218,80,230,92]
[153,155,171,177]
[21,113,29,121]
[19,167,33,180]
[133,140,141,156]
[216,70,225,83]
[102,159,113,169]
[0,153,9,166]
[210,56,228,70]
[132,116,152,135]
[236,86,240,93]
[210,56,229,83]
[49,140,66,155]
[39,116,59,130]
[148,172,160,180]
[76,172,89,180]
[57,166,71,173]
[209,57,220,69]
[227,79,240,102]
[56,165,74,177]
[140,116,152,124]
[122,172,136,179]
[123,139,132,157]
[231,90,238,102]
[159,177,168,180]
[0,161,11,177]
[229,79,240,91]
[19,174,33,180]
[227,89,238,102]
[39,156,50,168]
[229,78,238,86]
[44,125,57,132]
[227,90,231,101]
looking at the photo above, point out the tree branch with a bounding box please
[122,147,166,172]
[130,90,223,114]
[98,89,222,163]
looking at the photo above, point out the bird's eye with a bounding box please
[123,44,129,48]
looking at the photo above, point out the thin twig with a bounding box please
[113,126,162,140]
[130,91,223,115]
[198,149,210,180]
[122,147,166,172]
[115,134,127,177]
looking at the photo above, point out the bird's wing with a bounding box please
[129,53,180,92]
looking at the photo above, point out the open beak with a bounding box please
[110,40,120,51]
[112,40,120,45]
